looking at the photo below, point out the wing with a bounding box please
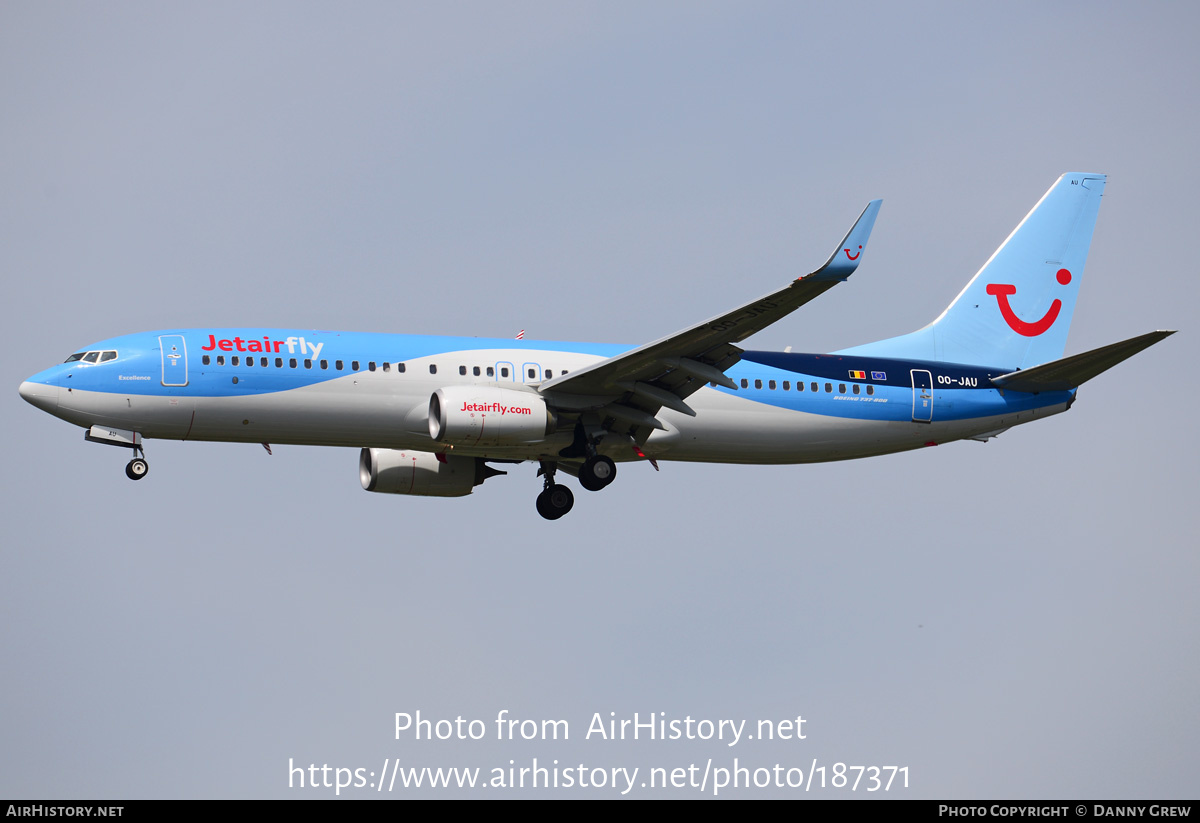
[538,199,882,438]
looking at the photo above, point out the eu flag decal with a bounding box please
[871,370,887,380]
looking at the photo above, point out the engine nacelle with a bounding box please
[428,385,552,446]
[359,448,492,497]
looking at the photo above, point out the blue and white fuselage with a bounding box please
[20,329,1073,462]
[17,174,1173,519]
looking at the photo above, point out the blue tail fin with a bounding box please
[837,173,1106,370]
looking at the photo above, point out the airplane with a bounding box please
[18,173,1174,520]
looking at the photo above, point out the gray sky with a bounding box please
[2,1,1196,798]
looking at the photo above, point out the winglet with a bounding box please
[805,199,882,282]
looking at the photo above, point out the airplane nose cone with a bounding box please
[19,380,58,412]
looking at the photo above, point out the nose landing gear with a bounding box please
[125,456,149,480]
[125,445,149,481]
[83,425,149,481]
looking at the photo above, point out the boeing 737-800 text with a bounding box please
[19,174,1173,519]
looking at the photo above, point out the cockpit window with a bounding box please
[66,350,119,363]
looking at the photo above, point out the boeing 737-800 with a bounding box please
[18,174,1173,519]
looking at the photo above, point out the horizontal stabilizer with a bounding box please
[990,330,1175,393]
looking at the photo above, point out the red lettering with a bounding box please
[218,339,233,351]
[232,337,246,351]
[201,334,217,351]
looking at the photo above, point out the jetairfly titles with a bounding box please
[459,402,533,415]
[201,334,324,359]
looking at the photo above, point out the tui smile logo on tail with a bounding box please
[985,268,1072,337]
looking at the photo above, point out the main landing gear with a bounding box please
[535,462,574,520]
[579,455,616,492]
[535,455,620,520]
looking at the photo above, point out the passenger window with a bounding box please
[459,366,467,376]
[383,362,391,372]
[740,379,748,388]
[290,358,297,368]
[754,379,762,389]
[430,365,437,375]
[232,356,240,366]
[812,382,818,392]
[769,380,776,390]
[261,357,268,367]
[839,383,846,393]
[336,360,343,370]
[320,360,328,369]
[202,355,211,365]
[217,356,225,366]
[352,361,359,371]
[473,366,481,376]
[275,357,283,367]
[853,384,860,394]
[825,383,832,393]
[545,369,552,379]
[304,359,312,369]
[783,381,790,390]
[245,357,253,367]
[398,363,406,373]
[867,385,874,396]
[501,367,509,378]
[528,368,536,379]
[487,366,494,377]
[368,362,376,372]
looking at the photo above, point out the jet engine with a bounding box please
[428,385,553,446]
[359,448,502,497]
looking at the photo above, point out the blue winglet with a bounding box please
[807,199,883,282]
